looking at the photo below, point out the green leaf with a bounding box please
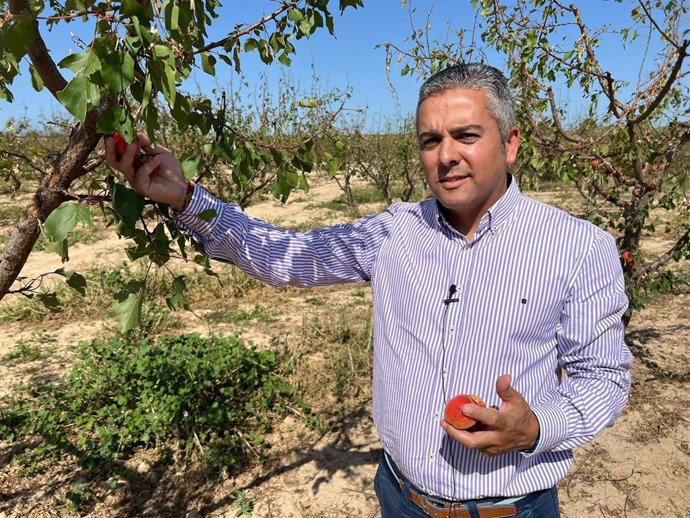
[96,106,135,137]
[180,157,200,179]
[164,0,180,31]
[340,0,364,11]
[58,50,102,75]
[56,72,100,121]
[36,292,61,313]
[277,53,292,66]
[200,53,216,76]
[196,208,217,222]
[150,45,177,108]
[287,8,304,22]
[121,0,151,21]
[47,239,70,262]
[113,280,145,333]
[112,183,146,233]
[98,48,135,93]
[43,203,94,242]
[244,38,260,52]
[65,0,86,10]
[299,14,316,36]
[64,271,87,295]
[29,64,44,91]
[166,275,188,311]
[0,18,37,59]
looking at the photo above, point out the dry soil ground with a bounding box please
[0,177,689,518]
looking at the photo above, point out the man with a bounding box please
[106,63,632,518]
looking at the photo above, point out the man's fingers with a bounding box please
[137,131,171,155]
[441,420,501,455]
[104,136,117,167]
[133,154,163,188]
[496,374,519,403]
[460,404,499,428]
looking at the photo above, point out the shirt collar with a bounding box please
[434,174,521,238]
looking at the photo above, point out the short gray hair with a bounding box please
[417,63,516,143]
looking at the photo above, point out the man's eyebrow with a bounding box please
[448,124,484,133]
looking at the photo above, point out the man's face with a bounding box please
[417,88,519,235]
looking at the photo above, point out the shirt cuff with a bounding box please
[521,403,569,456]
[174,185,225,235]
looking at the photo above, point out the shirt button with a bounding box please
[434,411,439,419]
[429,453,435,460]
[449,326,456,334]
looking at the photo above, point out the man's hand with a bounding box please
[440,374,540,456]
[105,132,190,211]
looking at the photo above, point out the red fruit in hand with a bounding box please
[444,394,486,430]
[112,132,128,157]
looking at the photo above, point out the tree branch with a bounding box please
[632,39,689,125]
[637,0,682,50]
[7,0,67,97]
[0,150,47,176]
[642,229,690,275]
[546,87,582,143]
[194,1,298,55]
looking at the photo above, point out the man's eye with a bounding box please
[421,138,439,148]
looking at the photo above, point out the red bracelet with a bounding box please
[178,181,194,212]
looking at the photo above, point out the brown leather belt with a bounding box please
[405,489,517,518]
[384,453,518,518]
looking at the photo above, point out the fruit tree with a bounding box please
[0,0,363,330]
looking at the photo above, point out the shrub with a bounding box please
[0,332,303,472]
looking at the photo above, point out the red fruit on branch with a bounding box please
[444,394,486,431]
[590,159,600,168]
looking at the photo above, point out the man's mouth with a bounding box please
[439,174,469,187]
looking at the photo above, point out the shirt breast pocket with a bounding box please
[497,281,565,367]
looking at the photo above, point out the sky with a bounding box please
[0,0,680,129]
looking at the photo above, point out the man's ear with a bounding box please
[505,126,520,165]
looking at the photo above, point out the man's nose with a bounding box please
[438,139,461,168]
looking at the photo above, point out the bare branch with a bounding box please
[566,2,626,118]
[664,123,690,164]
[194,1,298,55]
[0,150,47,176]
[604,72,621,118]
[637,0,682,50]
[586,176,628,209]
[546,88,582,143]
[632,39,689,125]
[642,229,690,274]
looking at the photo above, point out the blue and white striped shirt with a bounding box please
[177,177,632,500]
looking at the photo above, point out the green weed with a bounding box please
[230,490,254,517]
[0,332,306,473]
[4,340,44,363]
[297,305,373,408]
[204,303,278,325]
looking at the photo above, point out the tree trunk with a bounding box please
[0,108,104,301]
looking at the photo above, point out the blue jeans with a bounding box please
[374,454,561,518]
